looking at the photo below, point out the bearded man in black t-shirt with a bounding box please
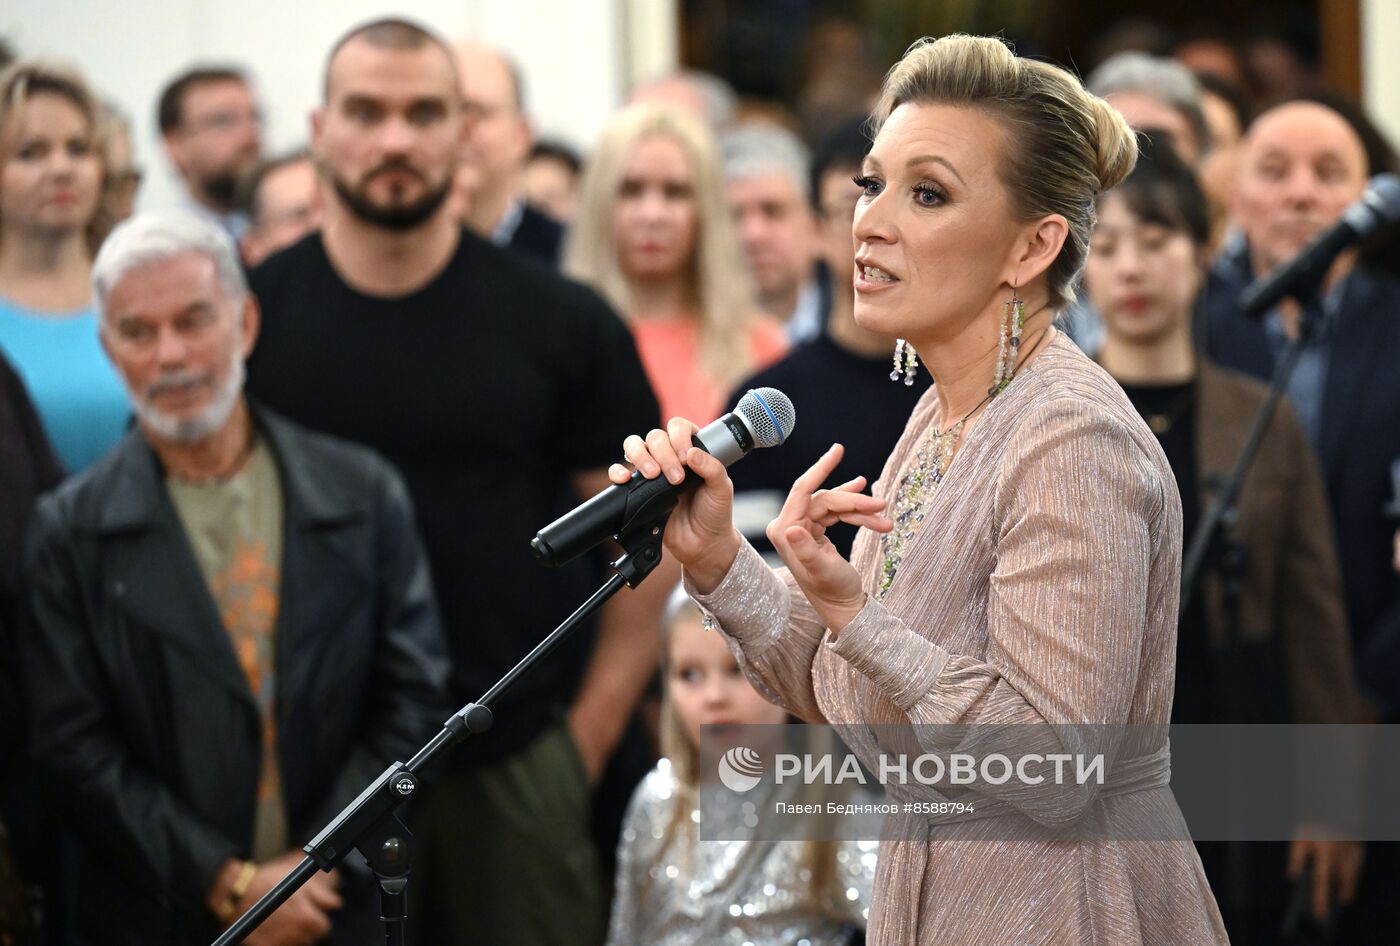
[245,18,667,946]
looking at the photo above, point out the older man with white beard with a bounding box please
[17,210,449,946]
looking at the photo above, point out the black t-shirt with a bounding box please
[246,230,659,759]
[726,333,930,558]
[1118,379,1211,723]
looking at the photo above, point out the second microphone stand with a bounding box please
[1180,285,1324,617]
[1178,281,1326,938]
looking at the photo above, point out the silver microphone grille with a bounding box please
[736,387,795,449]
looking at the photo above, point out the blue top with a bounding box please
[0,297,130,472]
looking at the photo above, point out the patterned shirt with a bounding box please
[167,435,286,860]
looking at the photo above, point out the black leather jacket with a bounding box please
[18,405,450,945]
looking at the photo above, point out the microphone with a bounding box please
[532,388,796,568]
[1239,173,1400,317]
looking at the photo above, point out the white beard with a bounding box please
[132,343,246,445]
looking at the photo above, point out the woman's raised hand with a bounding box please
[767,443,892,634]
[609,417,741,591]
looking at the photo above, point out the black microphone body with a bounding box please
[1239,173,1400,318]
[532,390,793,568]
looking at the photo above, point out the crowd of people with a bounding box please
[0,12,1397,946]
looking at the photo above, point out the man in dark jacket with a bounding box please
[0,352,62,943]
[1204,98,1400,722]
[452,38,564,265]
[18,209,450,946]
[1203,96,1400,946]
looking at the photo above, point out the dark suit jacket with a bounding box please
[1204,247,1400,717]
[1195,361,1361,723]
[508,203,565,267]
[18,405,450,945]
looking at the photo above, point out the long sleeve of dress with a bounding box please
[683,544,829,723]
[693,396,1176,827]
[837,397,1172,823]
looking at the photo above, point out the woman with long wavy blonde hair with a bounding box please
[565,104,786,422]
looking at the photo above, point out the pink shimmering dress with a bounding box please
[686,332,1228,945]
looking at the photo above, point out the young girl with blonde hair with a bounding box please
[606,588,873,945]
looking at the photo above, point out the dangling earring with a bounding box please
[889,338,919,386]
[991,291,1026,396]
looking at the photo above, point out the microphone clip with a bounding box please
[611,513,670,589]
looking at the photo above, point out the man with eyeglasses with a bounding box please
[157,66,264,239]
[449,39,564,265]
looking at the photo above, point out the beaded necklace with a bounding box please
[876,315,1040,599]
[876,389,994,597]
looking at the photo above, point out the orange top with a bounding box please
[631,316,788,423]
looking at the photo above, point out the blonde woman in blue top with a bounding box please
[0,60,129,471]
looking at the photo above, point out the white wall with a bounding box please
[2,0,676,212]
[1362,0,1400,153]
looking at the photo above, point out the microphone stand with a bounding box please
[1180,272,1327,941]
[1180,282,1324,617]
[210,513,672,946]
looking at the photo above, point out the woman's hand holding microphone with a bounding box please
[609,418,742,593]
[610,419,892,634]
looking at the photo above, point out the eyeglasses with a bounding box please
[185,110,263,136]
[110,167,144,188]
[461,100,515,123]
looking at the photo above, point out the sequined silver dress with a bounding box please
[605,760,875,946]
[685,334,1229,946]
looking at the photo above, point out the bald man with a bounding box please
[1205,98,1400,943]
[452,39,564,265]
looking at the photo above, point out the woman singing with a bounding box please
[610,35,1227,945]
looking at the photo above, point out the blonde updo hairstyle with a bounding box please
[871,35,1138,309]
